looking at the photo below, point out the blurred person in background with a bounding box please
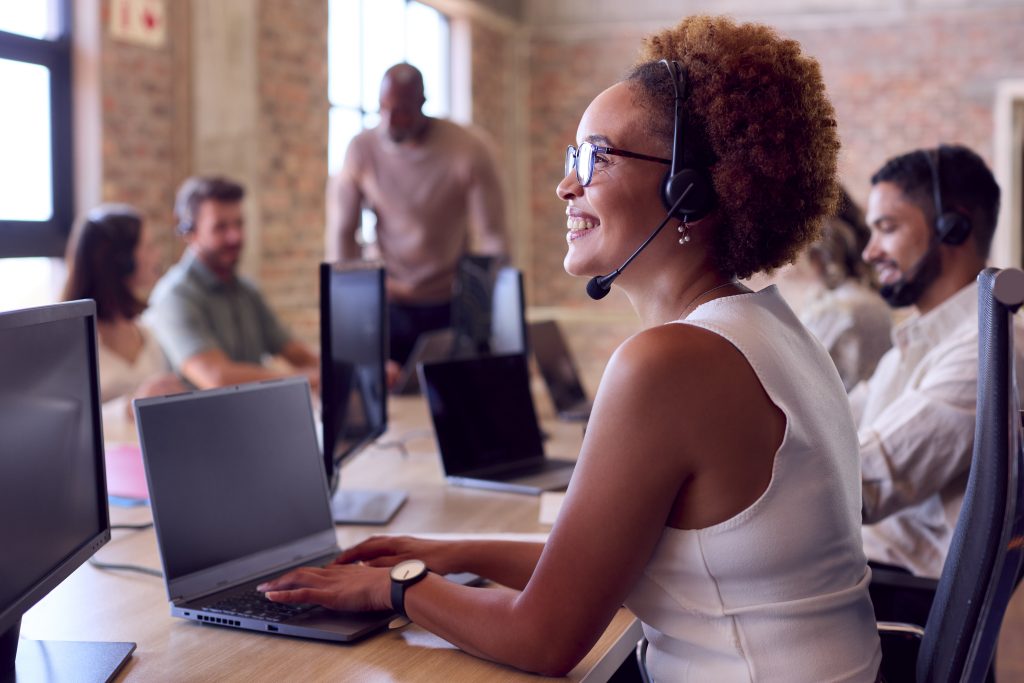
[62,204,185,424]
[146,176,319,390]
[800,189,892,391]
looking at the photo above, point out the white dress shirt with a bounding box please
[800,280,893,391]
[853,281,1024,578]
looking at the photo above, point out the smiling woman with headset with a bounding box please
[260,16,881,681]
[62,204,184,424]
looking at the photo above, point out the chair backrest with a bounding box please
[917,267,1024,682]
[450,254,498,355]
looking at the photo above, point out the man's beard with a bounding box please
[878,246,942,308]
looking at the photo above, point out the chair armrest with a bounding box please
[877,621,925,639]
[877,621,924,683]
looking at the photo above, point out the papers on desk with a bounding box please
[539,491,566,525]
[105,442,150,504]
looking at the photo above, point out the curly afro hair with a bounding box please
[629,15,841,279]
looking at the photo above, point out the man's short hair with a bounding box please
[870,145,1000,258]
[175,176,245,235]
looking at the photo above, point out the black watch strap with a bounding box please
[391,570,428,619]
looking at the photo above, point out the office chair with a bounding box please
[450,254,498,356]
[637,268,1024,683]
[877,267,1024,681]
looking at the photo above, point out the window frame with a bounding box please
[0,0,73,258]
[327,0,451,170]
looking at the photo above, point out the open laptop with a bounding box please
[135,378,395,643]
[419,354,575,495]
[529,320,592,422]
[392,327,457,395]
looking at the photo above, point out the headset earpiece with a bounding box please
[660,60,715,222]
[923,146,972,246]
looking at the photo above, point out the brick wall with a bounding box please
[97,0,189,276]
[256,0,329,345]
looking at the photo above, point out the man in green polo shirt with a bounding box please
[145,176,319,390]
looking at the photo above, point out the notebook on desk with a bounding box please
[134,378,396,643]
[419,354,575,495]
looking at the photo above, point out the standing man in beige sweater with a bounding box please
[326,63,509,365]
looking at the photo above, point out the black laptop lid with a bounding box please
[135,379,335,585]
[420,354,546,476]
[529,321,587,410]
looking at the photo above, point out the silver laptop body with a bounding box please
[134,378,393,642]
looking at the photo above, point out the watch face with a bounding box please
[391,559,427,582]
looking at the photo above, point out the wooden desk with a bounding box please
[20,396,641,681]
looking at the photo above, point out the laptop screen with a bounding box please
[529,320,587,410]
[420,354,545,476]
[136,380,333,582]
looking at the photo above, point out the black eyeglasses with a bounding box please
[565,142,671,187]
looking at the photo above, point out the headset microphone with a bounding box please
[585,183,694,300]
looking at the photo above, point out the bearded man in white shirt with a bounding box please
[854,144,1023,603]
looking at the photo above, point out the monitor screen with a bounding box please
[529,320,588,409]
[420,353,545,475]
[0,301,109,646]
[490,267,527,355]
[319,263,388,485]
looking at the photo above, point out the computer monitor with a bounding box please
[319,263,406,524]
[450,256,527,357]
[490,267,527,355]
[0,300,135,682]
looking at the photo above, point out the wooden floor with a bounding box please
[996,584,1024,680]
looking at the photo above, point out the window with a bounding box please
[328,0,449,242]
[0,0,73,259]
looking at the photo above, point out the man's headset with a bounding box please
[922,145,972,246]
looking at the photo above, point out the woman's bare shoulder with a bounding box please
[607,322,744,390]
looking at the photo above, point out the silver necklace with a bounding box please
[679,280,738,319]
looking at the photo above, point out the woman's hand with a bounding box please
[336,535,463,575]
[257,563,391,612]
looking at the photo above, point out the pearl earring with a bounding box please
[677,222,691,245]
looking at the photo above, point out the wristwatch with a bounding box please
[390,559,429,619]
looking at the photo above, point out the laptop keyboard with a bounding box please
[200,589,316,622]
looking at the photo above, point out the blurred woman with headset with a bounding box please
[62,204,184,423]
[800,189,893,391]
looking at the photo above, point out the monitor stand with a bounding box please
[2,619,136,683]
[330,489,407,525]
